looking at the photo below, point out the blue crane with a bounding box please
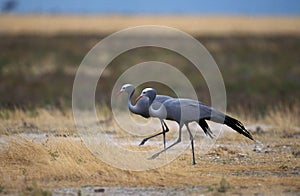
[137,88,254,165]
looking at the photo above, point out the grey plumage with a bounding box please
[119,84,172,147]
[139,88,254,165]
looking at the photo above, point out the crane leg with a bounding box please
[139,119,169,147]
[186,124,196,165]
[162,120,169,148]
[149,126,182,160]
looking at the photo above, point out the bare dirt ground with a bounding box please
[0,108,299,195]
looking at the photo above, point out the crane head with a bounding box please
[136,88,157,102]
[118,84,135,95]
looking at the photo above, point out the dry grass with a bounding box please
[0,108,75,135]
[1,103,299,136]
[1,14,300,35]
[0,134,299,195]
[264,103,300,133]
[0,105,299,194]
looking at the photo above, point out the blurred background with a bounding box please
[0,0,299,114]
[1,0,300,15]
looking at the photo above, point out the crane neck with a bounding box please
[148,94,156,105]
[127,89,136,112]
[149,102,167,119]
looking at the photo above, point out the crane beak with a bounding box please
[136,95,143,102]
[117,90,123,96]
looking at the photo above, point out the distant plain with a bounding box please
[0,15,299,195]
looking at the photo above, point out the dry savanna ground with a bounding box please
[0,15,300,195]
[0,105,299,195]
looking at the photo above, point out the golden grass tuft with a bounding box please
[264,103,300,133]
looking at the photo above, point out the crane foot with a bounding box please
[139,139,147,146]
[148,152,160,160]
